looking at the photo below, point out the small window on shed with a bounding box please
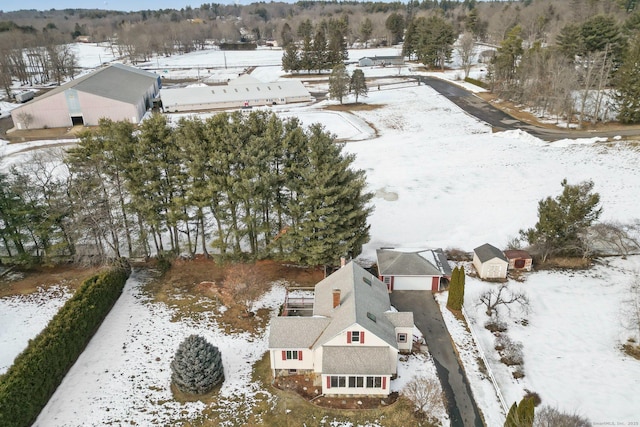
[367,312,376,322]
[363,277,371,286]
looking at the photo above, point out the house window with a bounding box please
[351,331,360,342]
[366,376,382,388]
[348,376,364,388]
[383,276,391,285]
[286,350,298,360]
[367,312,377,322]
[363,277,371,285]
[330,376,346,387]
[397,333,408,343]
[288,369,297,374]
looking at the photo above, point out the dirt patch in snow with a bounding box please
[0,265,101,298]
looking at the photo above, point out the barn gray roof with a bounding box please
[33,63,158,105]
[322,346,396,375]
[376,249,451,276]
[474,243,508,263]
[268,317,331,348]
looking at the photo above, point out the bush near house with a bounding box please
[0,265,130,427]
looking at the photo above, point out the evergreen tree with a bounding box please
[459,265,466,308]
[516,396,535,427]
[327,17,349,67]
[171,335,224,394]
[505,402,519,427]
[447,266,461,310]
[312,28,328,72]
[281,42,300,73]
[350,69,368,103]
[493,25,524,84]
[414,15,456,70]
[280,22,294,48]
[359,17,373,48]
[284,124,373,266]
[385,12,405,45]
[329,63,350,104]
[614,36,640,123]
[520,179,602,262]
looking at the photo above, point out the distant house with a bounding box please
[268,262,414,397]
[11,64,161,130]
[376,248,452,292]
[504,250,533,271]
[473,244,508,279]
[160,74,312,112]
[358,56,404,67]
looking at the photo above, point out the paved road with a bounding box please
[391,291,483,427]
[416,76,640,142]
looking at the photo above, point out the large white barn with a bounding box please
[160,74,312,112]
[11,64,161,130]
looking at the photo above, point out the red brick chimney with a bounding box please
[332,289,341,308]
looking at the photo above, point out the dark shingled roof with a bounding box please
[376,249,451,276]
[474,243,508,263]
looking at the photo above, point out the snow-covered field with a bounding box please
[0,286,73,374]
[2,44,640,425]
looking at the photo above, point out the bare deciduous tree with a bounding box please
[478,284,529,317]
[534,405,592,427]
[403,374,444,417]
[456,31,475,79]
[622,273,640,342]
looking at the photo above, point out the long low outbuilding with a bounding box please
[161,75,312,112]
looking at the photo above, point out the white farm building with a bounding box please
[160,75,312,112]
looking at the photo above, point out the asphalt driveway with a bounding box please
[391,291,483,427]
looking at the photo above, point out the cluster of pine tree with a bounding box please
[0,266,130,427]
[0,111,372,266]
[171,335,224,395]
[446,266,465,311]
[281,16,349,74]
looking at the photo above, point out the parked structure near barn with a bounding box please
[504,249,533,271]
[268,262,414,397]
[358,56,404,67]
[160,74,312,112]
[473,243,508,279]
[376,248,452,292]
[11,64,160,130]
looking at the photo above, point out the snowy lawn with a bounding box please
[32,270,445,427]
[438,256,640,424]
[0,286,73,374]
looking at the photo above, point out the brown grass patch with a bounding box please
[0,265,101,298]
[623,343,640,360]
[324,103,383,112]
[537,257,592,270]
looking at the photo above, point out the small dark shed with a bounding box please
[504,250,533,271]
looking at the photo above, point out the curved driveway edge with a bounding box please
[391,291,484,427]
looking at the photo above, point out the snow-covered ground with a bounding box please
[2,44,640,425]
[0,286,73,374]
[442,256,640,425]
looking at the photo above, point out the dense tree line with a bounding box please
[0,112,372,266]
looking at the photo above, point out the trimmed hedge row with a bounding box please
[0,266,130,427]
[464,76,489,89]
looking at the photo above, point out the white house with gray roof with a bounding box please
[11,63,160,130]
[268,262,413,397]
[376,248,452,292]
[473,243,508,279]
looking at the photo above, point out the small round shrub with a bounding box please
[171,335,224,394]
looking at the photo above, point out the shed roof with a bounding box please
[474,243,508,263]
[31,63,158,105]
[322,346,396,375]
[503,250,532,260]
[376,248,451,276]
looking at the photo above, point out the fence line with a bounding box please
[461,306,509,414]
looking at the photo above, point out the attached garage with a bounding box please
[376,248,452,292]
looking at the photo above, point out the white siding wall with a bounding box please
[393,276,431,291]
[270,349,314,372]
[473,254,508,279]
[321,374,391,396]
[323,325,386,347]
[395,326,413,353]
